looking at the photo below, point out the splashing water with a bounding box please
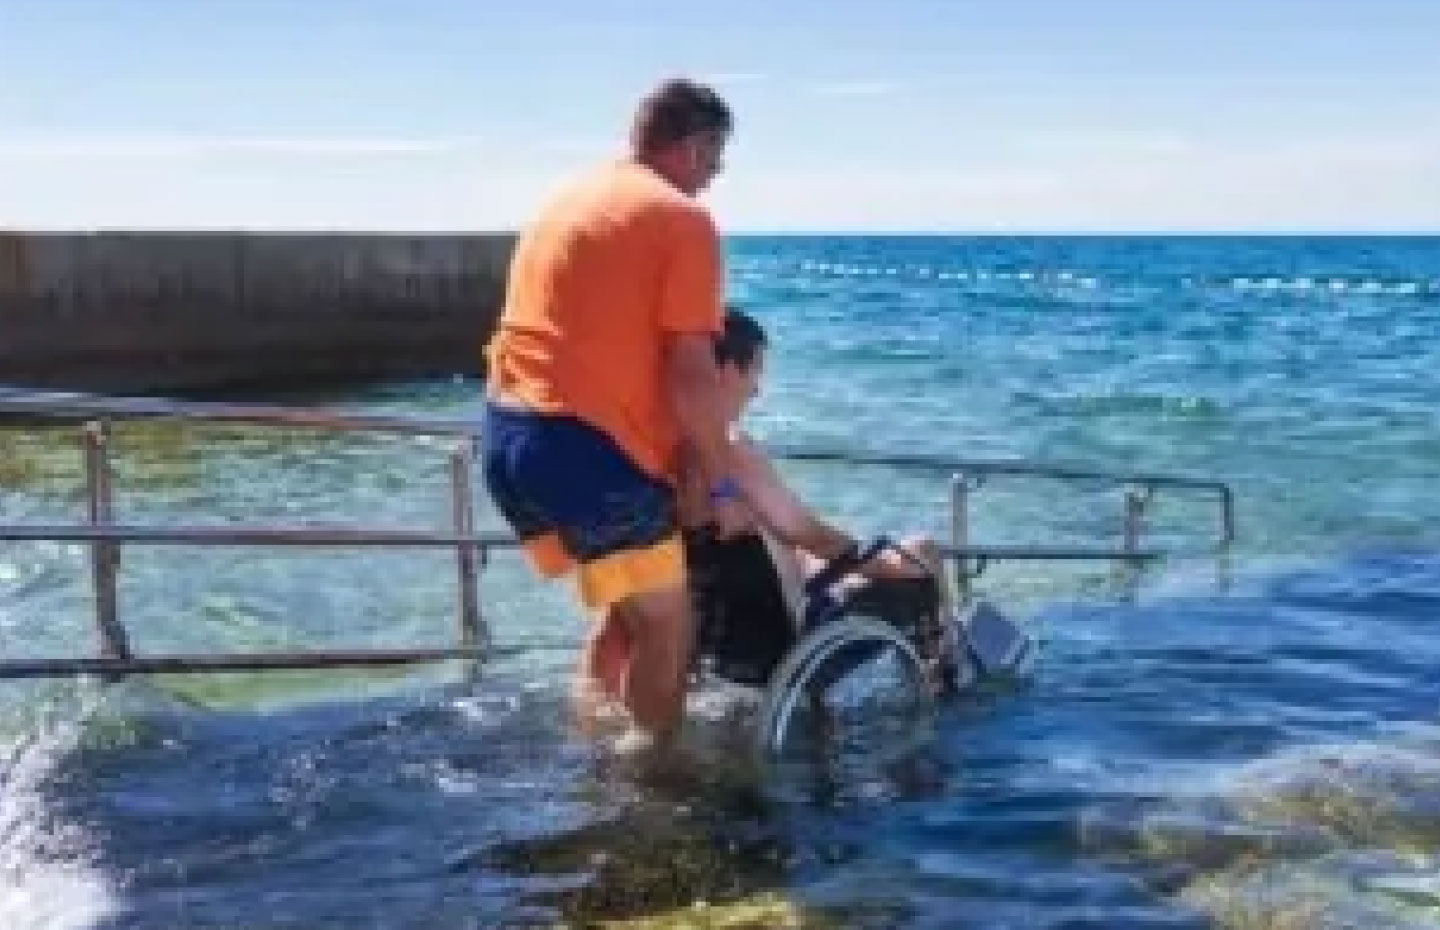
[1,702,119,930]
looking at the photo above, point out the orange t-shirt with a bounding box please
[485,160,724,478]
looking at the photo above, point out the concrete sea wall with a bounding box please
[0,232,515,394]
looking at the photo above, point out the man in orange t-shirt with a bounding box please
[483,78,744,751]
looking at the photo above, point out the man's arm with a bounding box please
[655,202,748,529]
[666,333,749,535]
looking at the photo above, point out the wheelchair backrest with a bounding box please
[686,529,945,688]
[685,529,800,687]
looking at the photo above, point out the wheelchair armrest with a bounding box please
[801,535,910,629]
[803,535,896,598]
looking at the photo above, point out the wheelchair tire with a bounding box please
[753,617,935,769]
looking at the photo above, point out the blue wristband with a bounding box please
[709,477,743,503]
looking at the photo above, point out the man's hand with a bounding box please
[708,497,752,539]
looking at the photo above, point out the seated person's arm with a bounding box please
[732,435,927,580]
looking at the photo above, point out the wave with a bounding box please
[1,701,118,930]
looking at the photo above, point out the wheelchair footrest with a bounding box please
[949,598,1034,678]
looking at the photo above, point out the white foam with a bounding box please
[0,715,119,930]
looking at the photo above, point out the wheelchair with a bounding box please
[684,527,1030,767]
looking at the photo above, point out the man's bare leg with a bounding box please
[613,583,695,749]
[591,610,632,700]
[574,608,632,734]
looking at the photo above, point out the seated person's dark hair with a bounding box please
[715,306,766,368]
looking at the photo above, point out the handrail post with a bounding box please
[83,420,131,665]
[949,473,974,600]
[449,440,487,655]
[1122,487,1146,556]
[1217,485,1235,590]
[1117,484,1154,600]
[1219,485,1236,550]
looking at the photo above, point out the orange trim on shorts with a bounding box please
[575,534,685,612]
[522,531,574,578]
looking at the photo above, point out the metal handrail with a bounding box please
[0,524,514,547]
[0,388,1233,680]
[1,390,489,679]
[782,446,1235,561]
[773,446,1228,495]
[0,523,1163,564]
[0,387,1230,494]
[0,649,486,681]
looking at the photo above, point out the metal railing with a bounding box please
[1,390,490,680]
[773,445,1234,595]
[0,390,1235,679]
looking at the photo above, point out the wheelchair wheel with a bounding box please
[753,618,935,772]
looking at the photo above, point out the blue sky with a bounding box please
[1,0,1437,232]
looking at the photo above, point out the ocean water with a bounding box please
[2,235,1439,928]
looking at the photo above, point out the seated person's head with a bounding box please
[715,307,767,422]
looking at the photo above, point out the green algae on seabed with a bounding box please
[154,665,444,709]
[1181,854,1440,930]
[0,425,86,490]
[0,418,398,494]
[1092,732,1440,930]
[587,892,835,929]
[480,789,868,930]
[0,421,209,493]
[1226,743,1440,856]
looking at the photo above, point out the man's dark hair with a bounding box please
[715,307,766,369]
[630,78,732,157]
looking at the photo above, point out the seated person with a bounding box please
[679,308,955,689]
